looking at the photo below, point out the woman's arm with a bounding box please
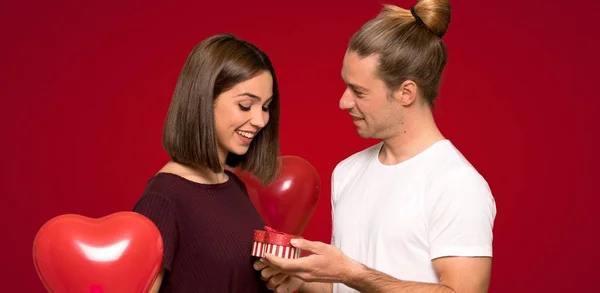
[133,192,178,293]
[148,269,165,293]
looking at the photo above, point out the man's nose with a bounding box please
[339,89,356,110]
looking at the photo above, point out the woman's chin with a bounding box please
[228,146,250,156]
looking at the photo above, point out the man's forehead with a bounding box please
[342,51,379,83]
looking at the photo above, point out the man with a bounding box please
[255,2,497,292]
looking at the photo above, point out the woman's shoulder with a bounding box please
[135,172,191,207]
[143,172,181,193]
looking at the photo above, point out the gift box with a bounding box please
[262,226,302,259]
[252,229,267,257]
[251,226,303,259]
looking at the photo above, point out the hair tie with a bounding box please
[410,7,425,26]
[410,6,442,38]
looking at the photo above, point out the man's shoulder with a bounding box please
[425,142,494,206]
[333,142,382,174]
[428,141,489,187]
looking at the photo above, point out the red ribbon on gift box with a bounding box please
[258,226,303,247]
[253,229,267,242]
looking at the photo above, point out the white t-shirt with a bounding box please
[331,140,497,293]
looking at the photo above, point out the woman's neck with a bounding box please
[159,161,229,184]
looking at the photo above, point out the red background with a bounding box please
[1,0,598,292]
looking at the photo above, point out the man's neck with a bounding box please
[378,107,445,165]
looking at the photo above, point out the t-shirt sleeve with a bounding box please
[330,169,337,245]
[133,191,179,272]
[428,167,497,260]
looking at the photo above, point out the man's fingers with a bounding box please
[263,253,316,274]
[263,253,301,272]
[275,283,292,293]
[269,272,288,287]
[260,266,279,281]
[253,259,268,270]
[290,238,324,253]
[275,276,303,293]
[268,273,288,290]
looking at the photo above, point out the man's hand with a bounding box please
[254,259,304,293]
[260,238,363,284]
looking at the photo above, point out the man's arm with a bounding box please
[263,238,492,293]
[299,282,333,293]
[344,256,491,293]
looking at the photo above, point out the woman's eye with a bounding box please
[262,100,272,112]
[238,104,251,111]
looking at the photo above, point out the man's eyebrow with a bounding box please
[341,73,368,93]
[349,83,368,93]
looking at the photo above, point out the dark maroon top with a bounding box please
[132,170,269,293]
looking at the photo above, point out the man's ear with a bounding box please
[392,80,418,106]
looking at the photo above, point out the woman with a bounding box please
[133,33,280,293]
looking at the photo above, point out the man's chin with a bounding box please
[356,129,373,139]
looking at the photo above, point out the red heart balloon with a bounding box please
[237,155,321,235]
[33,211,163,293]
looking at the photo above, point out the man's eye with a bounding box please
[349,87,363,97]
